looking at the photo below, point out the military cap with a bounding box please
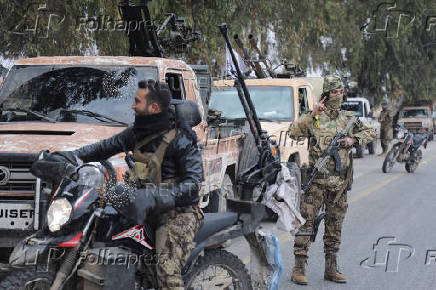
[323,75,344,93]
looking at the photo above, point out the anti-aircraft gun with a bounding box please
[230,33,306,79]
[219,24,282,201]
[118,0,201,58]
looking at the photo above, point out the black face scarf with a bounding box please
[133,111,173,139]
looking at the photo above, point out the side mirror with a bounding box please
[368,111,373,118]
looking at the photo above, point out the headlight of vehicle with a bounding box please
[76,164,105,188]
[47,198,72,232]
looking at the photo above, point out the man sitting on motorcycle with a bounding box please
[73,79,204,290]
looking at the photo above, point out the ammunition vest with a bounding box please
[126,129,178,186]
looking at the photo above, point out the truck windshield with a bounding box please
[210,86,294,121]
[401,109,428,118]
[341,101,363,117]
[0,65,158,124]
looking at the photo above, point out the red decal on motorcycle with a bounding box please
[73,189,92,210]
[51,184,61,201]
[112,225,154,249]
[57,233,83,247]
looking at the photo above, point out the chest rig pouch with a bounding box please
[126,129,177,186]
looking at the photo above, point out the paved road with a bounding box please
[229,139,436,289]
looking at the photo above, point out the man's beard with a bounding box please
[135,108,151,116]
[133,111,172,138]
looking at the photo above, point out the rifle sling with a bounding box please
[333,152,353,203]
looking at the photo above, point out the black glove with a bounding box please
[106,183,176,224]
[31,151,82,184]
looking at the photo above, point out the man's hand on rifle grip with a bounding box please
[337,137,358,147]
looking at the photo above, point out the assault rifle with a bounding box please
[302,116,357,192]
[218,23,281,200]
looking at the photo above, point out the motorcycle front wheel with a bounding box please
[184,249,253,290]
[382,147,399,173]
[0,266,55,290]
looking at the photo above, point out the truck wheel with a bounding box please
[429,132,434,141]
[206,174,234,213]
[367,141,376,155]
[237,132,259,176]
[355,145,364,158]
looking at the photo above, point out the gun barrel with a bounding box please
[234,34,265,78]
[248,34,274,77]
[233,34,245,51]
[219,24,264,151]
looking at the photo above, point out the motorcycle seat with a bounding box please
[194,212,239,243]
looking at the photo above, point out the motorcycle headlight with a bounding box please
[76,164,105,188]
[47,198,72,232]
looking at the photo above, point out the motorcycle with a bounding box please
[382,125,428,173]
[0,156,259,290]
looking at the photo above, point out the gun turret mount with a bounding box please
[274,59,306,78]
[118,0,201,58]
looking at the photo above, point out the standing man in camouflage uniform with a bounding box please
[378,100,393,155]
[288,75,376,285]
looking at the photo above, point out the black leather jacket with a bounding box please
[74,125,203,207]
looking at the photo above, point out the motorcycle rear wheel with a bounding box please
[184,249,253,290]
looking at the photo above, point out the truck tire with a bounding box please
[429,132,434,141]
[237,132,259,176]
[367,140,376,155]
[206,174,234,213]
[355,145,364,158]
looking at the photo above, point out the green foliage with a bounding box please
[0,0,435,104]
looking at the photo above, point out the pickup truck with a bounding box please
[212,77,316,166]
[341,97,380,158]
[0,56,246,256]
[398,105,434,141]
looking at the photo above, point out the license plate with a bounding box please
[0,202,34,230]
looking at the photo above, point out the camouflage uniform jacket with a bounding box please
[288,110,376,189]
[378,109,393,128]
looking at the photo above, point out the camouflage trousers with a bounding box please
[380,128,393,152]
[294,182,348,257]
[155,205,204,289]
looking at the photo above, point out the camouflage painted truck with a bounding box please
[0,56,247,261]
[212,77,316,167]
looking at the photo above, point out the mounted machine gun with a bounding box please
[118,0,201,58]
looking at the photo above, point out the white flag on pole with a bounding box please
[225,45,256,78]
